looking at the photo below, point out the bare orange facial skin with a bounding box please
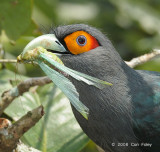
[64,31,99,55]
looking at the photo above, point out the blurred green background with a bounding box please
[0,0,160,152]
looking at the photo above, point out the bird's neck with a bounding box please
[62,52,143,151]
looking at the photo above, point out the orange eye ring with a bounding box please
[64,31,99,55]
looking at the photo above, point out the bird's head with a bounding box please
[18,24,124,79]
[52,24,124,77]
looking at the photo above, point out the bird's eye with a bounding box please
[76,35,87,46]
[64,31,99,55]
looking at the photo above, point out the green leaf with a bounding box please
[0,0,32,40]
[0,69,89,152]
[33,0,58,25]
[0,69,12,95]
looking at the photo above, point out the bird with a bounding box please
[20,24,160,152]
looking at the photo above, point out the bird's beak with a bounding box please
[20,34,67,59]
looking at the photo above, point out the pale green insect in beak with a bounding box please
[17,34,112,119]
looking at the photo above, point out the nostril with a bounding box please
[55,41,61,46]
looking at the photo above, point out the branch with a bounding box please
[0,49,160,68]
[0,105,44,152]
[0,59,17,63]
[0,76,51,116]
[0,59,35,65]
[125,49,160,68]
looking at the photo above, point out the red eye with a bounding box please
[64,31,99,55]
[76,35,87,46]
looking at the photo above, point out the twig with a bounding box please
[0,49,160,68]
[0,76,51,116]
[1,49,160,68]
[0,105,44,152]
[0,59,17,63]
[0,59,34,65]
[125,49,160,68]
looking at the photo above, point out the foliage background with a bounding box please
[0,0,160,152]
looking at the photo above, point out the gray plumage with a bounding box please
[52,24,160,152]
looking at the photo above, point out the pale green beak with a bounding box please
[21,34,67,57]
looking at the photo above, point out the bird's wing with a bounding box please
[133,70,160,140]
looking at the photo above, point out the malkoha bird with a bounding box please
[18,24,160,152]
